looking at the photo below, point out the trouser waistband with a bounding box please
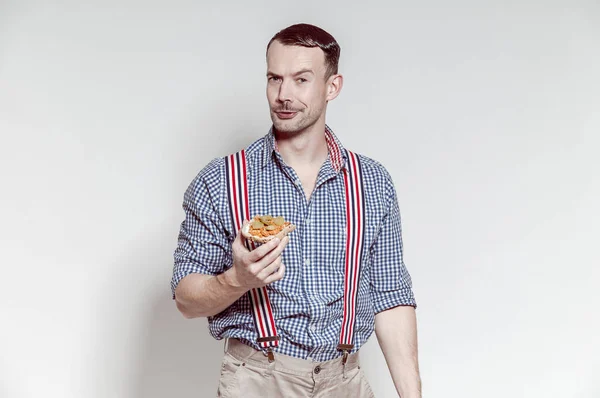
[224,338,360,378]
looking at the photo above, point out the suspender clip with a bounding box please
[266,347,275,363]
[342,350,349,365]
[257,336,279,363]
[337,343,354,365]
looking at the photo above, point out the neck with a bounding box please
[274,121,329,169]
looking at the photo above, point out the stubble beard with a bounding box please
[270,104,325,136]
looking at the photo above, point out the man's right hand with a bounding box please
[225,227,289,290]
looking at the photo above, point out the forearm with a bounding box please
[175,270,248,318]
[375,305,421,398]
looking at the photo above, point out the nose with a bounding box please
[277,79,293,103]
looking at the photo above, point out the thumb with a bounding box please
[234,220,249,249]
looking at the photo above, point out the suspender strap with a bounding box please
[337,149,367,358]
[225,147,366,357]
[225,151,280,350]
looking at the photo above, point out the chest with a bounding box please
[297,170,319,202]
[222,155,390,304]
[241,164,383,276]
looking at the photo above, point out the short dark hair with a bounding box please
[267,23,341,79]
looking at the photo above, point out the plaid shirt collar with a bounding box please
[262,124,348,172]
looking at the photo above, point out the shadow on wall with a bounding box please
[132,290,224,398]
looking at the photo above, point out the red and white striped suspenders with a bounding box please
[224,148,366,363]
[338,150,366,363]
[225,150,280,361]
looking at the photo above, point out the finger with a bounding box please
[233,225,251,252]
[249,237,281,262]
[277,235,290,248]
[235,219,250,240]
[232,231,243,248]
[235,222,248,242]
[257,256,282,280]
[231,237,246,256]
[264,262,285,284]
[256,236,289,268]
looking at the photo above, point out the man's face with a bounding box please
[266,40,331,135]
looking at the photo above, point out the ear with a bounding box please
[326,74,343,101]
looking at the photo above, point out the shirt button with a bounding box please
[306,218,311,225]
[304,259,310,266]
[306,356,313,361]
[314,365,321,374]
[309,325,316,331]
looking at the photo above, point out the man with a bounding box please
[171,23,421,397]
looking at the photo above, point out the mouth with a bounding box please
[274,111,298,120]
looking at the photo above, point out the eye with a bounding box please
[268,76,281,83]
[297,78,307,83]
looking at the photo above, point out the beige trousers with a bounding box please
[216,338,375,398]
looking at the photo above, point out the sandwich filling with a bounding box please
[248,215,291,238]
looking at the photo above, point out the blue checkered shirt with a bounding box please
[171,126,416,362]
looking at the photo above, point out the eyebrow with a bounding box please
[267,69,315,77]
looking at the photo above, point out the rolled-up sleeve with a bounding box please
[369,172,416,313]
[171,159,230,299]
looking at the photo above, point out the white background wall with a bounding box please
[1,1,599,397]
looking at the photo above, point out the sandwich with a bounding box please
[241,215,296,244]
